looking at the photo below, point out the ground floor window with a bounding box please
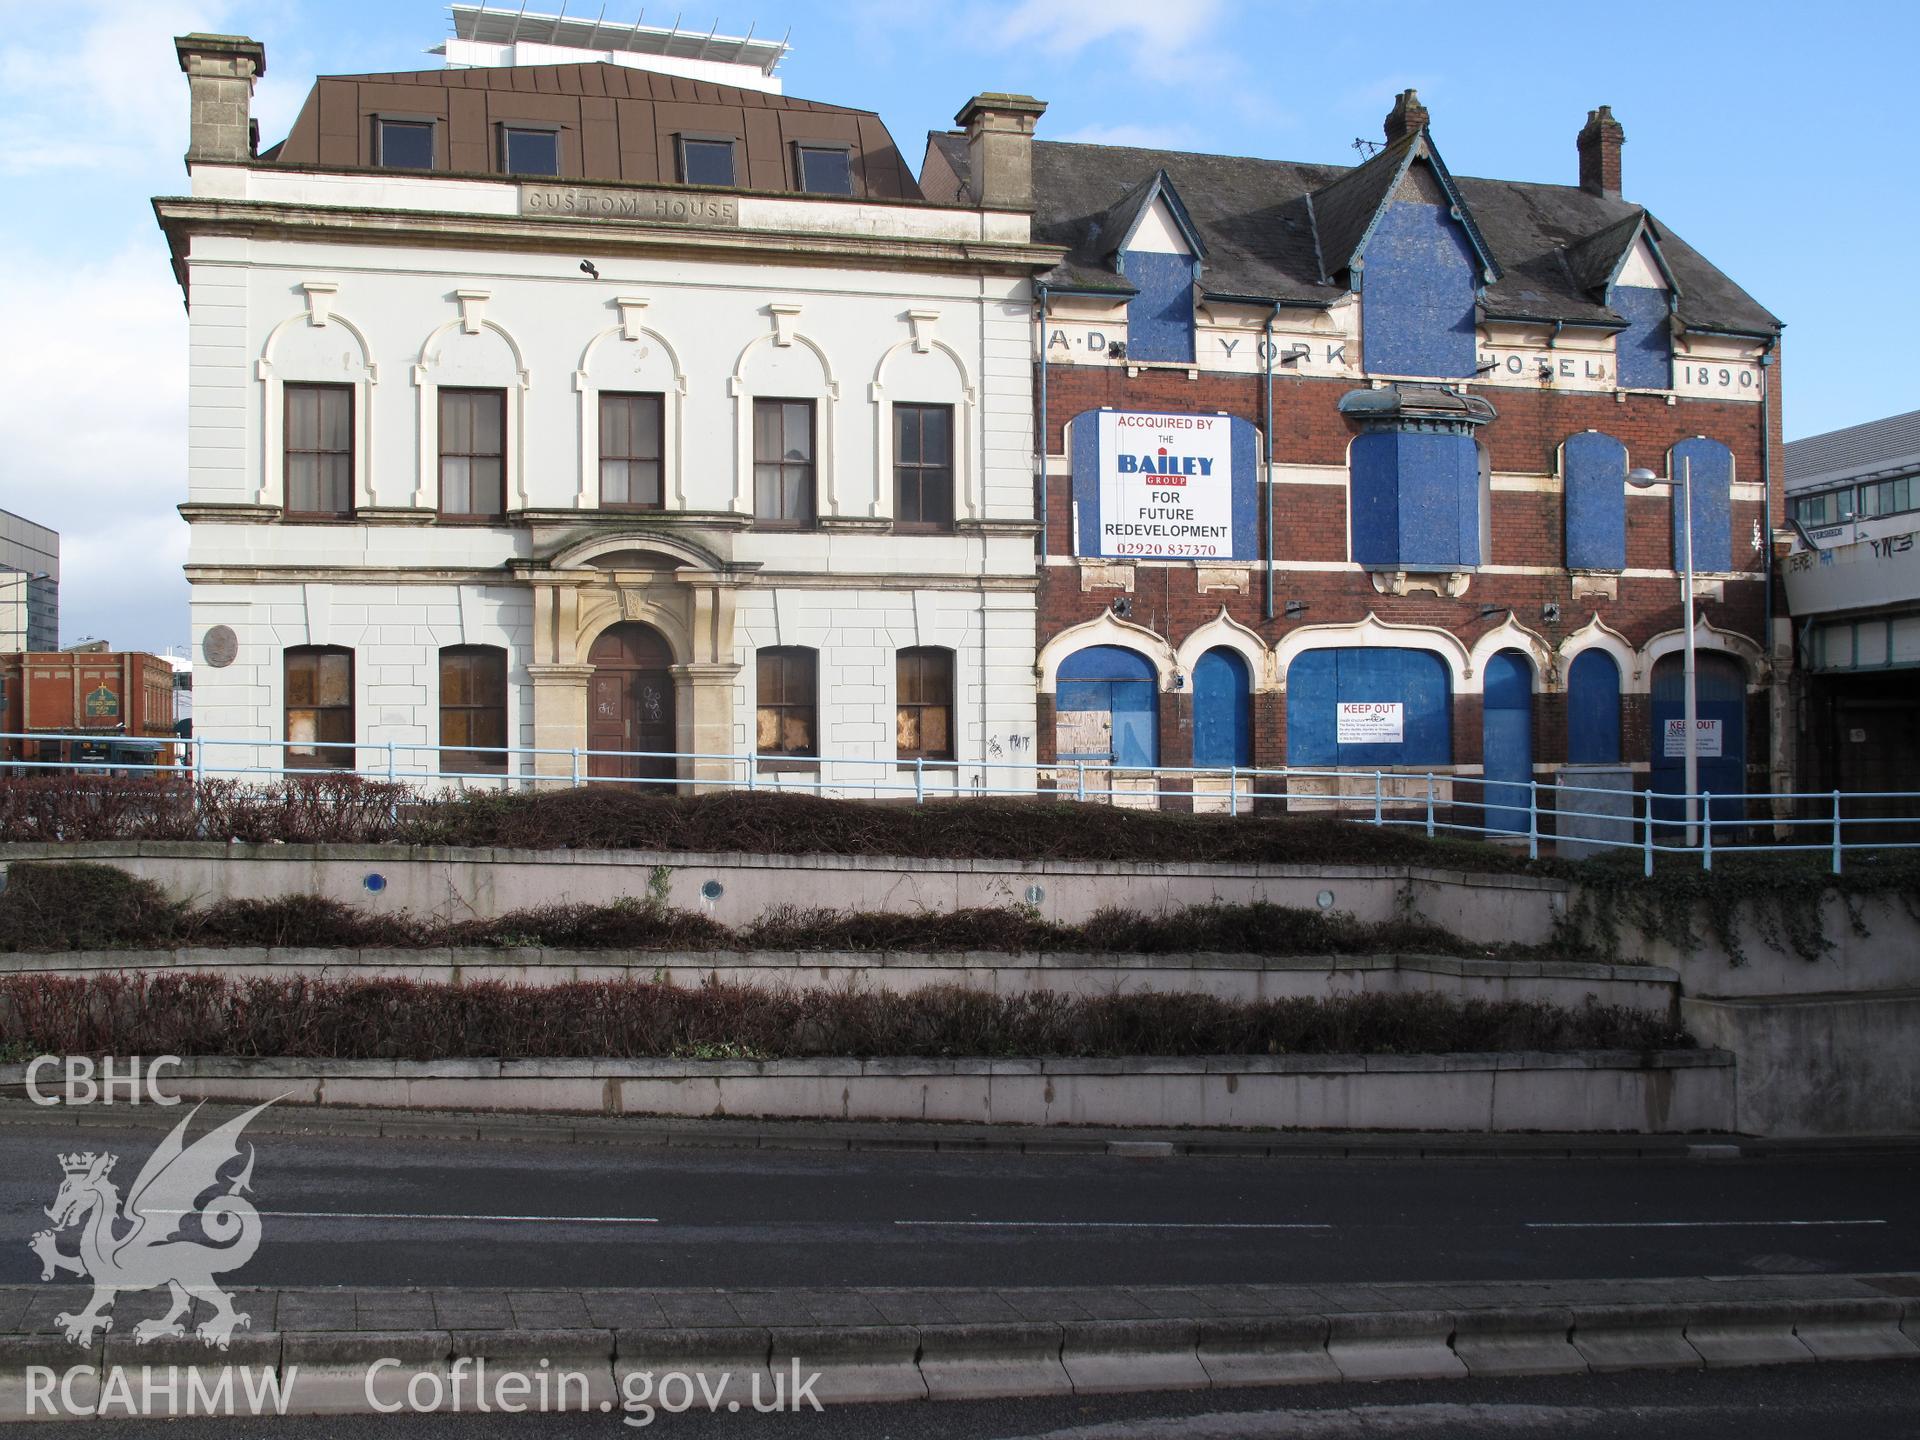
[896,647,954,761]
[1056,645,1158,768]
[756,647,818,758]
[1284,646,1450,767]
[439,645,507,774]
[285,645,354,769]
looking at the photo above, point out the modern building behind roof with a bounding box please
[1782,408,1920,547]
[0,509,58,653]
[431,3,789,93]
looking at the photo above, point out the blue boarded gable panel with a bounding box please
[1120,249,1197,364]
[1566,649,1622,763]
[1563,431,1628,571]
[1360,199,1478,379]
[1285,646,1451,767]
[1671,436,1733,572]
[1612,284,1672,390]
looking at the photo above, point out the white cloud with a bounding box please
[1054,121,1206,152]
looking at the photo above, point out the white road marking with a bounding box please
[1526,1218,1885,1229]
[894,1220,1332,1230]
[154,1208,659,1225]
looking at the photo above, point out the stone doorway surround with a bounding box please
[518,531,752,787]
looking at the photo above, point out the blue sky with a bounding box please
[2,0,1913,652]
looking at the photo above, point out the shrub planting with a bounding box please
[0,972,1692,1062]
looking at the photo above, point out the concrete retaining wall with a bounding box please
[1681,990,1920,1137]
[5,1051,1732,1133]
[0,946,1678,1011]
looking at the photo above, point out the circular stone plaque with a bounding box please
[201,625,238,668]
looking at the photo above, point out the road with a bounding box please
[0,1123,1913,1289]
[22,1363,1920,1437]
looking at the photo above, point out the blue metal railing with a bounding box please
[1,729,1914,874]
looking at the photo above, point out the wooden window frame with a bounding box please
[892,402,955,533]
[598,391,666,511]
[437,387,508,523]
[755,646,818,768]
[675,133,739,187]
[439,644,509,776]
[283,381,354,521]
[284,645,355,771]
[896,646,955,764]
[752,397,816,530]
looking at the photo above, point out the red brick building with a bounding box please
[925,93,1787,827]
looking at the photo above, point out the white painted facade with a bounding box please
[166,161,1047,790]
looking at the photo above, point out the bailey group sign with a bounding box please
[1069,409,1258,561]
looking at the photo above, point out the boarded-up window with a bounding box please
[440,645,508,774]
[896,648,953,761]
[284,383,352,518]
[285,646,354,769]
[755,648,817,757]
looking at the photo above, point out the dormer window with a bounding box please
[796,144,853,195]
[373,118,434,170]
[677,136,737,187]
[499,125,559,177]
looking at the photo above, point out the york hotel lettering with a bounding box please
[1477,350,1612,382]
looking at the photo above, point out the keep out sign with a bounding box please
[1663,718,1723,758]
[1337,702,1404,745]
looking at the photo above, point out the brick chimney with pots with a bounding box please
[955,93,1047,211]
[174,33,266,166]
[1383,89,1430,144]
[1578,105,1625,198]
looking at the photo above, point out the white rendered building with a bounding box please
[158,30,1049,790]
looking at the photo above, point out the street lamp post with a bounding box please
[1628,459,1697,849]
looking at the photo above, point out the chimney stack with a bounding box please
[1577,105,1625,198]
[1383,89,1429,144]
[174,33,266,166]
[955,93,1047,211]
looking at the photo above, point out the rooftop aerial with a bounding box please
[431,2,790,92]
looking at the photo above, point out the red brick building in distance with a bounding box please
[925,92,1787,829]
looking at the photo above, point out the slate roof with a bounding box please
[1784,409,1920,492]
[928,130,1778,335]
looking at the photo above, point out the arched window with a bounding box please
[1057,646,1159,769]
[1563,431,1627,571]
[896,647,954,762]
[1566,650,1623,763]
[285,646,354,770]
[1191,648,1251,768]
[1671,437,1734,573]
[440,645,508,775]
[1285,647,1450,767]
[756,647,817,759]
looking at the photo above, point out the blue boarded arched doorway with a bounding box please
[1056,645,1159,775]
[1567,650,1623,763]
[1480,649,1533,833]
[1650,651,1745,835]
[1192,648,1252,769]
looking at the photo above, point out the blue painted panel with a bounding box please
[1059,645,1156,683]
[1285,647,1451,767]
[1612,284,1672,390]
[1480,650,1533,833]
[1121,250,1197,364]
[1649,652,1745,833]
[1349,432,1402,567]
[1671,437,1734,573]
[1563,431,1627,571]
[1361,199,1478,379]
[1349,431,1479,569]
[1068,410,1261,561]
[1192,648,1252,767]
[1566,650,1622,764]
[1110,682,1159,768]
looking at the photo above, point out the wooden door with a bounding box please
[586,624,676,784]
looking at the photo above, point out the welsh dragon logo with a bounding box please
[28,1100,279,1348]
